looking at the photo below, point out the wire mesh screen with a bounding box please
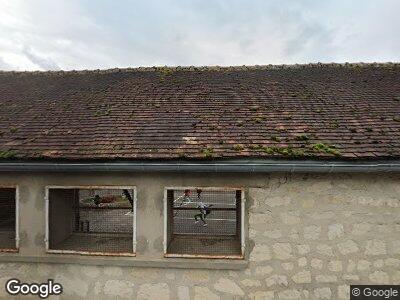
[166,188,242,257]
[0,188,16,250]
[48,188,134,255]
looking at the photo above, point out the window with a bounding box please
[46,186,136,256]
[164,187,244,259]
[0,187,18,252]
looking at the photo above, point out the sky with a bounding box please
[0,0,399,71]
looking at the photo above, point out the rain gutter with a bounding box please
[0,159,400,173]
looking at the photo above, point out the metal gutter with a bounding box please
[0,160,400,173]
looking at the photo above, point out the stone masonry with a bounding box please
[0,172,398,299]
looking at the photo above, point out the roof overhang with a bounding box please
[0,159,400,173]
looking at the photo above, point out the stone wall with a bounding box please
[0,172,399,299]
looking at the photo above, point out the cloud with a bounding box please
[0,57,12,71]
[0,0,399,71]
[22,47,60,70]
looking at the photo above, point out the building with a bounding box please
[0,63,399,299]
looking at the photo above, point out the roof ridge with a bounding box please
[1,62,399,76]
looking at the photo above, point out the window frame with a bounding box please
[0,185,19,252]
[163,186,245,259]
[45,185,137,257]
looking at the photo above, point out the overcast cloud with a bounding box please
[0,0,399,71]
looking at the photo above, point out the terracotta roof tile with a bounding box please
[0,63,399,161]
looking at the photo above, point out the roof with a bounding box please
[0,63,399,161]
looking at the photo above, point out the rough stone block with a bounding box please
[314,287,332,299]
[273,243,293,260]
[250,244,272,261]
[328,223,344,240]
[194,287,220,300]
[277,289,301,299]
[292,271,311,284]
[304,225,321,240]
[137,283,170,300]
[265,275,288,287]
[338,240,359,255]
[365,240,387,256]
[214,278,244,296]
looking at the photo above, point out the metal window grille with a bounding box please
[47,187,135,256]
[0,188,17,251]
[165,188,243,258]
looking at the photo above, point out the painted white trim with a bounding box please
[133,188,137,253]
[46,249,136,257]
[241,192,246,256]
[45,185,137,255]
[163,188,167,254]
[163,187,245,259]
[44,187,49,250]
[46,185,136,190]
[164,253,244,259]
[164,186,243,192]
[15,186,20,250]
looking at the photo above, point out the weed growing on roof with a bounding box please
[393,116,400,122]
[254,117,263,123]
[0,150,17,159]
[158,67,174,81]
[295,134,310,142]
[248,145,304,156]
[310,143,341,156]
[201,147,214,158]
[10,127,18,133]
[248,144,259,150]
[394,96,400,101]
[265,146,304,156]
[233,144,244,151]
[248,143,340,157]
[331,122,339,128]
[271,136,281,142]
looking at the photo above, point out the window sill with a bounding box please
[46,249,136,257]
[164,253,244,260]
[0,248,18,253]
[0,253,248,270]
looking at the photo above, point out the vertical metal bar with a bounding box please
[235,190,241,238]
[133,188,137,253]
[86,220,90,232]
[15,186,20,249]
[163,188,167,254]
[44,187,49,250]
[241,190,246,256]
[73,189,80,232]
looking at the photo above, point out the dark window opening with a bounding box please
[166,188,243,258]
[48,188,135,256]
[0,188,17,250]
